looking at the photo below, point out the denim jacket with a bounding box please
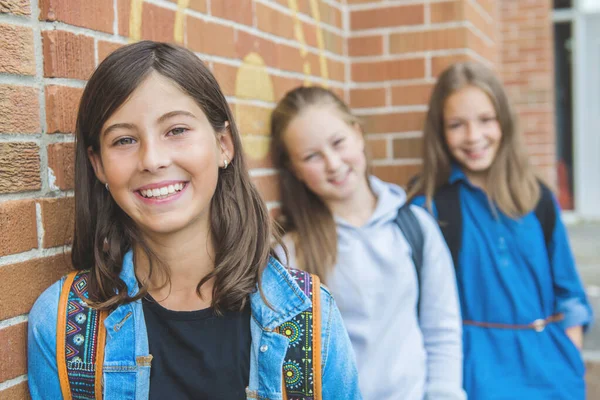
[28,251,362,399]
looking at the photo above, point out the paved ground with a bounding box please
[568,222,600,357]
[567,222,600,398]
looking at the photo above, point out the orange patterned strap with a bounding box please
[311,273,322,400]
[57,271,108,399]
[57,271,78,400]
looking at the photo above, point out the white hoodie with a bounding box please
[282,176,465,400]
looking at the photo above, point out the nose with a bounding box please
[139,137,171,173]
[323,148,343,172]
[465,120,482,143]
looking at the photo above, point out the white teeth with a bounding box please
[139,183,185,198]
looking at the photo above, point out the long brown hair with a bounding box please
[408,62,540,217]
[270,86,362,282]
[73,41,275,313]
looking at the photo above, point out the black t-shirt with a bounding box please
[142,295,251,400]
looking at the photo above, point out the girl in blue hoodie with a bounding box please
[270,86,465,400]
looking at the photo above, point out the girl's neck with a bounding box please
[134,219,215,311]
[327,175,377,227]
[464,169,489,193]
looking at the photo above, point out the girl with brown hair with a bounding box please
[410,61,592,399]
[271,86,465,400]
[27,41,360,400]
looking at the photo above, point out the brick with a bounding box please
[40,0,114,33]
[302,21,318,49]
[0,85,40,134]
[0,0,31,15]
[319,1,342,29]
[242,136,273,170]
[97,41,123,64]
[390,27,469,54]
[40,197,74,248]
[475,0,495,18]
[235,104,272,136]
[188,0,207,12]
[278,43,307,74]
[323,30,343,55]
[352,58,425,82]
[211,62,237,97]
[47,142,74,190]
[251,174,280,203]
[42,30,95,80]
[0,200,37,257]
[363,112,425,134]
[372,164,421,187]
[349,35,383,57]
[45,86,82,134]
[212,0,252,25]
[0,381,31,400]
[391,83,433,106]
[0,143,41,194]
[256,3,295,40]
[465,0,496,42]
[327,59,345,82]
[351,4,424,30]
[366,138,387,160]
[431,0,465,23]
[349,88,386,108]
[0,323,27,383]
[431,54,473,77]
[0,253,71,320]
[235,31,278,70]
[272,75,303,100]
[187,16,236,58]
[141,3,175,43]
[275,0,311,16]
[117,0,130,36]
[0,24,35,75]
[393,137,423,158]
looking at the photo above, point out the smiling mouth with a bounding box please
[329,170,351,185]
[138,183,187,199]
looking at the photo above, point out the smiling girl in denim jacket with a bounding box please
[27,41,360,400]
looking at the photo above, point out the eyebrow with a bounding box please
[102,110,197,137]
[157,110,197,124]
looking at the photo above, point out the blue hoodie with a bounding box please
[283,176,465,400]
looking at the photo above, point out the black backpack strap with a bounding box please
[395,204,424,315]
[534,181,557,256]
[434,184,462,270]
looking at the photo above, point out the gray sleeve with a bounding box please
[411,205,466,400]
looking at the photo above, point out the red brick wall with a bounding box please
[347,0,497,186]
[499,0,556,185]
[0,1,555,397]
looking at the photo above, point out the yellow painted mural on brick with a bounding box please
[126,0,332,161]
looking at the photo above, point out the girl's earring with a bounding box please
[105,183,109,190]
[223,158,228,169]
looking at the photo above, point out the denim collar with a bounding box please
[117,250,310,331]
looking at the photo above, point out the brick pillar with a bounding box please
[347,0,498,186]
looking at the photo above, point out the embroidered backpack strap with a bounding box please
[279,269,322,400]
[57,270,108,400]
